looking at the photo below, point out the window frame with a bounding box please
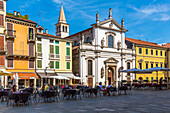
[139,48,142,54]
[146,49,148,55]
[37,60,42,69]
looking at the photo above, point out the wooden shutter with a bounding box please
[50,61,54,68]
[37,43,42,52]
[7,41,13,55]
[7,59,13,68]
[7,23,13,36]
[0,55,4,66]
[29,43,34,56]
[55,46,59,54]
[66,47,70,56]
[50,45,54,54]
[29,60,34,68]
[0,2,3,10]
[67,62,70,69]
[0,36,4,51]
[55,61,59,69]
[0,15,4,26]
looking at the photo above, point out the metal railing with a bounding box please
[66,55,71,60]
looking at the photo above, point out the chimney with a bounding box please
[109,8,112,19]
[17,12,20,16]
[14,11,17,16]
[96,12,99,24]
[45,29,48,34]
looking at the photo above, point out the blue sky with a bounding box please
[7,0,170,43]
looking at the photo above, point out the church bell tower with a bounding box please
[55,4,69,38]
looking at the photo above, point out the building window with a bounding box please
[156,50,158,56]
[65,26,67,32]
[88,60,92,75]
[29,43,34,57]
[160,51,162,56]
[66,42,70,46]
[56,61,59,69]
[50,45,54,54]
[29,60,34,68]
[55,41,59,44]
[161,63,163,68]
[7,59,13,68]
[165,52,167,56]
[55,46,59,55]
[7,41,13,55]
[74,41,78,46]
[146,77,149,80]
[50,40,54,43]
[50,61,54,69]
[7,23,13,36]
[0,1,4,10]
[37,43,42,52]
[151,63,154,68]
[146,63,148,69]
[0,15,4,26]
[66,47,70,56]
[139,48,142,54]
[37,37,41,41]
[28,28,34,40]
[156,63,158,67]
[87,37,91,43]
[37,60,42,68]
[146,49,148,55]
[66,62,70,69]
[139,63,142,69]
[151,77,154,82]
[63,26,64,32]
[0,55,4,66]
[151,50,153,55]
[127,62,130,76]
[108,35,113,48]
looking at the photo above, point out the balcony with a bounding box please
[5,29,16,39]
[36,52,42,58]
[49,54,55,59]
[27,34,35,42]
[55,54,60,59]
[66,55,71,60]
[6,49,35,59]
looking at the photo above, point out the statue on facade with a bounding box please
[117,40,121,50]
[101,67,104,78]
[101,37,105,48]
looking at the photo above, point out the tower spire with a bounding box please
[58,4,66,23]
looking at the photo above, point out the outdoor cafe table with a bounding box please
[13,92,29,104]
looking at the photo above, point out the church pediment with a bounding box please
[104,57,119,64]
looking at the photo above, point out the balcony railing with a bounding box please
[37,52,42,58]
[49,54,55,59]
[55,54,60,59]
[5,29,16,39]
[66,55,71,60]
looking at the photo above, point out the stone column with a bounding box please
[53,78,56,86]
[34,79,36,88]
[105,66,108,86]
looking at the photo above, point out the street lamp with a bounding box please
[44,63,50,84]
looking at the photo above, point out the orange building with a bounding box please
[5,11,38,88]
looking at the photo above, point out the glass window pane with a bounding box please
[66,47,70,56]
[67,62,70,69]
[37,43,42,52]
[50,61,54,68]
[108,35,113,48]
[55,41,59,44]
[50,45,54,54]
[66,42,70,46]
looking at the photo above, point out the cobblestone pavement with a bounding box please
[0,90,170,113]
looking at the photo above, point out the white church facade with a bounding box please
[66,8,136,87]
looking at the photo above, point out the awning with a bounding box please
[36,73,57,78]
[11,73,38,79]
[56,72,75,79]
[48,76,70,80]
[0,70,13,76]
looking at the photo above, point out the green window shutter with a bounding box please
[55,46,59,54]
[67,62,70,69]
[66,47,70,56]
[50,61,54,68]
[50,45,54,54]
[37,60,42,68]
[37,43,42,52]
[55,61,59,69]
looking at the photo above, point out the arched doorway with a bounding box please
[108,67,114,85]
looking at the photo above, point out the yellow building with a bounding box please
[126,37,167,82]
[5,11,38,88]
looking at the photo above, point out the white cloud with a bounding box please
[153,14,170,21]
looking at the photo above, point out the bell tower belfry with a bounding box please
[55,4,69,38]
